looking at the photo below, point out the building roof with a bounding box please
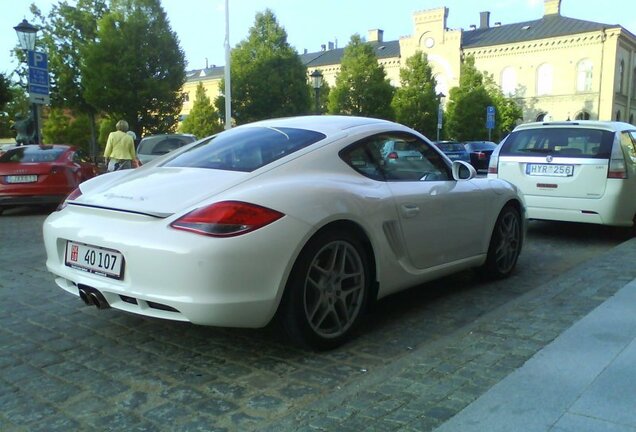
[301,40,401,68]
[462,15,621,48]
[184,14,629,81]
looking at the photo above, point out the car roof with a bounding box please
[242,115,396,135]
[513,120,636,132]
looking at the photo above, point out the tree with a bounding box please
[445,55,494,141]
[0,84,29,139]
[30,0,108,157]
[41,109,93,149]
[391,52,439,137]
[179,82,222,138]
[215,9,310,125]
[82,0,186,136]
[0,73,11,111]
[484,74,523,140]
[328,34,394,119]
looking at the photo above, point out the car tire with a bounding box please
[479,205,522,279]
[280,228,370,350]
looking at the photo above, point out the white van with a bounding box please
[488,121,636,227]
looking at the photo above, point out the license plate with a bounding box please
[65,241,125,280]
[526,164,574,177]
[6,175,37,183]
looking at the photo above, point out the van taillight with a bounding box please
[388,152,398,159]
[608,158,627,179]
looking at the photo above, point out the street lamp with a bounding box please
[436,92,445,142]
[310,69,323,115]
[14,19,40,144]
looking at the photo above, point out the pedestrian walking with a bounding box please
[104,120,137,172]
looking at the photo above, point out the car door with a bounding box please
[363,132,489,270]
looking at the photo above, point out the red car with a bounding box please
[0,145,98,213]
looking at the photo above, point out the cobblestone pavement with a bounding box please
[0,206,632,431]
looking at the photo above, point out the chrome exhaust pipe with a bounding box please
[78,288,93,306]
[77,285,110,309]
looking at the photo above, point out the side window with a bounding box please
[340,132,450,182]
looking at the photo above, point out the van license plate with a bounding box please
[526,164,574,177]
[65,241,124,280]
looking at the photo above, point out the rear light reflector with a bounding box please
[388,152,398,159]
[56,187,82,211]
[171,201,284,237]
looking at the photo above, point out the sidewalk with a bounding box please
[435,278,636,432]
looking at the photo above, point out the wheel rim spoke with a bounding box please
[494,212,520,272]
[304,240,365,339]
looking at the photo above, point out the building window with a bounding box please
[618,60,625,94]
[630,113,634,125]
[501,67,516,96]
[537,63,553,96]
[632,68,636,98]
[575,111,591,120]
[183,93,190,102]
[536,113,547,121]
[616,110,622,121]
[576,59,593,92]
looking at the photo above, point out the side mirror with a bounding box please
[452,160,477,180]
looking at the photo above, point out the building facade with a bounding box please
[180,0,636,125]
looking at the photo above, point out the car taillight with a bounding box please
[388,152,398,159]
[56,187,82,211]
[477,152,486,160]
[170,201,285,237]
[608,158,627,179]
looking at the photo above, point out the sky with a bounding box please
[1,0,636,77]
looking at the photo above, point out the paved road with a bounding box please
[0,206,630,431]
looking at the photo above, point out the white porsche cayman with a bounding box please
[44,116,525,349]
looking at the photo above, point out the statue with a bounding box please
[11,113,35,145]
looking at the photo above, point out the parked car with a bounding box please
[43,116,525,350]
[136,134,196,165]
[0,144,98,213]
[463,141,498,172]
[433,140,470,163]
[488,120,636,228]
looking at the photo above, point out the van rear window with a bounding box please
[500,128,614,158]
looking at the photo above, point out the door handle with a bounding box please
[401,203,420,218]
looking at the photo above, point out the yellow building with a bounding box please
[181,0,636,125]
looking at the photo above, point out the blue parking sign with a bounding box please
[27,51,48,69]
[486,106,496,129]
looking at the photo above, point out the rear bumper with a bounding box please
[0,194,66,208]
[525,185,636,226]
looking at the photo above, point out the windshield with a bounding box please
[0,146,65,163]
[501,128,615,158]
[163,126,326,172]
[137,135,196,156]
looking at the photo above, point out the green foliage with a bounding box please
[328,34,394,119]
[215,9,310,125]
[0,73,11,110]
[30,0,107,113]
[391,52,439,137]
[0,85,29,139]
[484,74,523,140]
[41,109,92,150]
[445,55,495,141]
[98,117,117,149]
[179,83,222,138]
[82,0,186,135]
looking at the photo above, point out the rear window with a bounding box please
[466,142,496,151]
[437,142,464,152]
[137,135,196,156]
[500,128,615,158]
[163,126,326,172]
[0,146,65,163]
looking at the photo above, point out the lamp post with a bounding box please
[310,69,323,115]
[436,92,445,142]
[14,19,40,144]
